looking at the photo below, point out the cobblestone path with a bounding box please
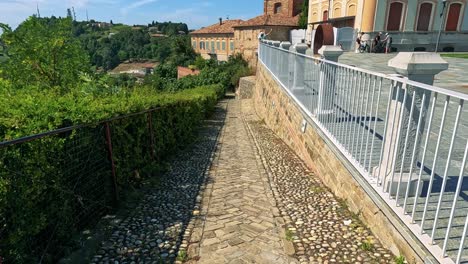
[241,99,395,264]
[89,96,397,264]
[188,98,297,264]
[88,100,228,264]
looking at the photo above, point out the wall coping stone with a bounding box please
[290,43,308,54]
[388,52,449,77]
[280,41,292,50]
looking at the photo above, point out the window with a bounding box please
[222,41,226,50]
[199,41,204,50]
[333,7,341,18]
[211,41,215,50]
[274,3,282,14]
[323,10,328,21]
[446,3,462,31]
[348,4,357,16]
[217,41,220,50]
[416,2,433,31]
[230,41,234,51]
[192,41,197,49]
[386,2,405,31]
[312,12,318,21]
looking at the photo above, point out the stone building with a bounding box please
[190,19,242,61]
[190,0,305,67]
[307,0,468,52]
[233,0,305,69]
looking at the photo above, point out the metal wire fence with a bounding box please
[0,108,167,263]
[259,41,468,264]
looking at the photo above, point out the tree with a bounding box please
[0,23,12,56]
[298,0,309,29]
[67,8,73,19]
[0,16,90,91]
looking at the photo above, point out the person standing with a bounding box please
[383,33,392,54]
[372,32,382,53]
[355,32,363,53]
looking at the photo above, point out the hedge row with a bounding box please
[0,84,224,263]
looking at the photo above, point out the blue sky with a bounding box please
[0,0,264,29]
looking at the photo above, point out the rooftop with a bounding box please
[190,19,243,35]
[233,14,299,28]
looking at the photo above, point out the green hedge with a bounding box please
[0,84,224,263]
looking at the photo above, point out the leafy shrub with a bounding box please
[0,84,224,263]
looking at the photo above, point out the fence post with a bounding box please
[147,111,155,160]
[279,42,291,85]
[316,45,343,119]
[289,43,308,95]
[267,41,273,67]
[271,41,281,75]
[377,52,448,196]
[104,122,119,206]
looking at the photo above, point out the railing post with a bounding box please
[376,52,448,196]
[271,41,281,75]
[289,43,308,94]
[104,122,119,206]
[316,45,343,119]
[267,41,273,67]
[279,41,291,84]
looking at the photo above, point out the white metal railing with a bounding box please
[259,42,468,264]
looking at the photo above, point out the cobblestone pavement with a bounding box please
[89,96,397,264]
[88,100,228,264]
[241,99,396,264]
[338,52,468,94]
[189,98,297,264]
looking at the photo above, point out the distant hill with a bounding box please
[68,19,193,71]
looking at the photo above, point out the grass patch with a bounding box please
[359,240,374,251]
[285,229,294,241]
[394,255,406,264]
[310,185,325,194]
[442,53,468,59]
[176,249,188,262]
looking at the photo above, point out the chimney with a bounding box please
[219,17,223,25]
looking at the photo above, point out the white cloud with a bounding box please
[121,0,158,15]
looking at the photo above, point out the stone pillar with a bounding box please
[289,43,309,93]
[377,52,448,196]
[316,46,344,118]
[279,42,292,85]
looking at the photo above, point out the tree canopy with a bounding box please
[298,0,309,29]
[0,16,90,91]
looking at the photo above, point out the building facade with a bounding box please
[307,0,468,51]
[190,20,241,61]
[233,0,305,68]
[191,0,305,65]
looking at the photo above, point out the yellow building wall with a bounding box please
[307,0,376,31]
[191,35,235,61]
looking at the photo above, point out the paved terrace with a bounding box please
[338,53,468,94]
[87,96,396,264]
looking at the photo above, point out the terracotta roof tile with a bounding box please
[191,20,243,34]
[233,14,299,28]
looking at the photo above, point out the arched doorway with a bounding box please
[416,2,433,31]
[323,10,329,21]
[313,24,335,54]
[446,3,462,31]
[386,2,404,31]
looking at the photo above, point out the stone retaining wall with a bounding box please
[252,63,438,264]
[237,76,257,99]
